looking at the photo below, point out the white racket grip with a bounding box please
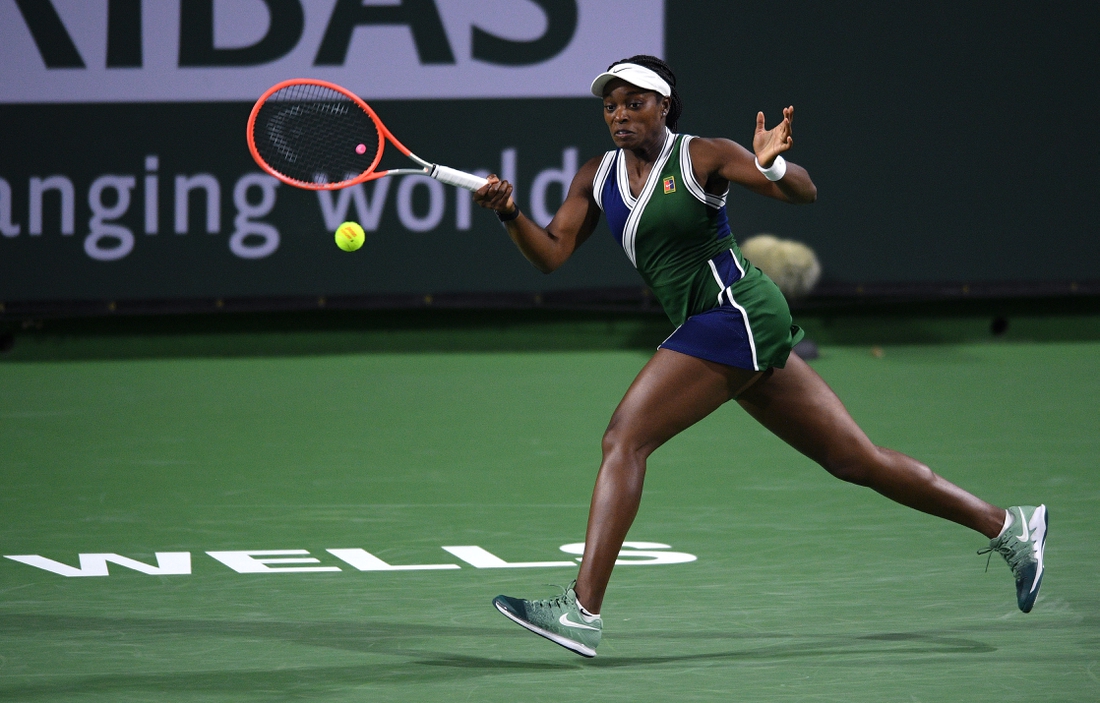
[429,164,488,191]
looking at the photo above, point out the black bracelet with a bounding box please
[496,206,520,223]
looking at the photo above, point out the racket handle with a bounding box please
[429,165,489,192]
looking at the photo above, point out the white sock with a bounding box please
[576,600,600,622]
[996,509,1013,538]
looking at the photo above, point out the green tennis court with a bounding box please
[1,314,1097,702]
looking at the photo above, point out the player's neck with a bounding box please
[624,131,666,167]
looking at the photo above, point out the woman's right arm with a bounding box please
[473,156,603,273]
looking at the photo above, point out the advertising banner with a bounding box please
[1,99,644,300]
[0,0,663,102]
[0,0,661,303]
[4,1,1093,306]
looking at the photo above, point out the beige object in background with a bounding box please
[739,234,822,299]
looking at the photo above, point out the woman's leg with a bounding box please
[736,353,1006,538]
[573,349,762,613]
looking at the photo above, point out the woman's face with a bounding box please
[601,79,670,150]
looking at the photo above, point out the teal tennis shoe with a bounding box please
[979,504,1048,613]
[493,583,602,657]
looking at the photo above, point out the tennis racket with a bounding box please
[246,78,488,192]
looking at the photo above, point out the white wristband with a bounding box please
[755,155,787,181]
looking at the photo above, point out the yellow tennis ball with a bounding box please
[335,221,365,252]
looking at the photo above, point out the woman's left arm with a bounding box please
[694,106,817,204]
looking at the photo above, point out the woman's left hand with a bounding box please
[753,106,795,167]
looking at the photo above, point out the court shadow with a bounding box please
[0,665,429,700]
[398,629,996,674]
[0,612,506,655]
[0,612,574,699]
[0,612,997,698]
[585,630,996,668]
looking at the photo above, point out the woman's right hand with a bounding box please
[473,174,517,217]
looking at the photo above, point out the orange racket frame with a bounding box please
[246,78,487,192]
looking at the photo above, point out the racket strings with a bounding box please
[253,83,380,186]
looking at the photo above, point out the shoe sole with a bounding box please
[493,599,598,658]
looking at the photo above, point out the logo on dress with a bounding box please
[663,176,676,194]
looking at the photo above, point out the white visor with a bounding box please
[590,63,671,98]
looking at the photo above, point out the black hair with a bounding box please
[608,55,682,132]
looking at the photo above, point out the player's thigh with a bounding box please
[736,353,876,469]
[607,349,761,455]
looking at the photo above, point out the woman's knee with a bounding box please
[601,416,653,465]
[822,445,931,487]
[821,455,868,485]
[820,445,884,486]
[601,423,638,461]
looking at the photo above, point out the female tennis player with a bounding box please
[474,55,1047,658]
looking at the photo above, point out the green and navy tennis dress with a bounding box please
[592,130,803,370]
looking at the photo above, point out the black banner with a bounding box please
[2,1,1097,307]
[0,100,640,301]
